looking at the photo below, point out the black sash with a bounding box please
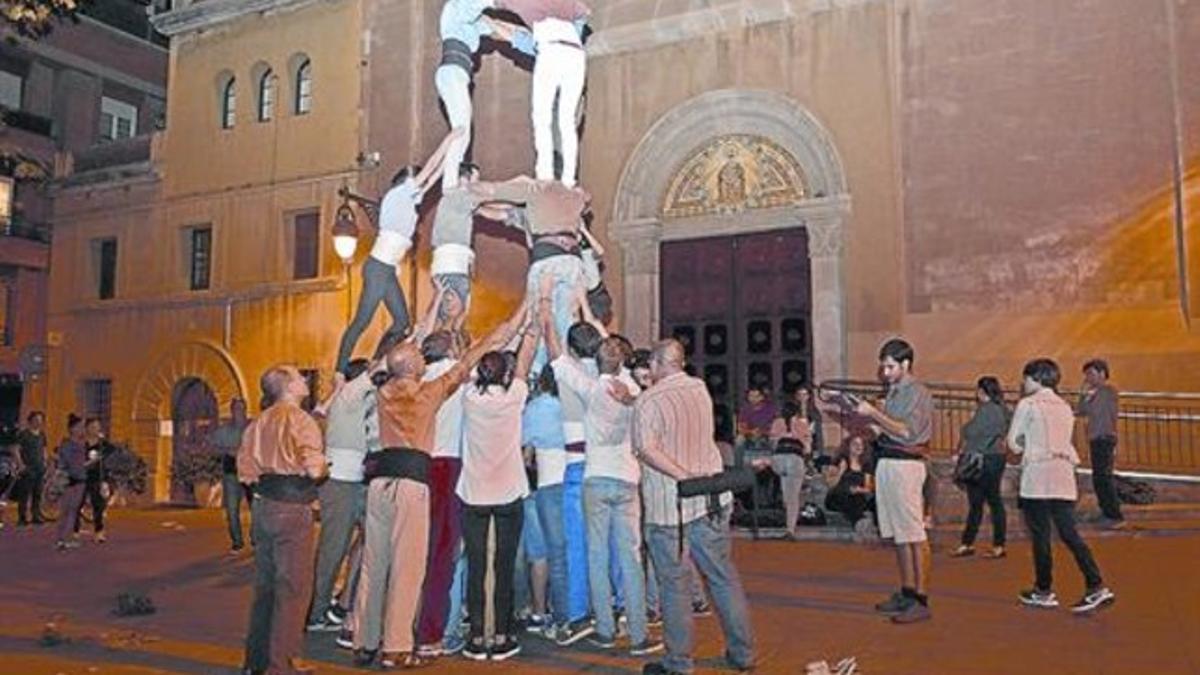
[440,39,474,74]
[257,474,317,504]
[362,447,431,485]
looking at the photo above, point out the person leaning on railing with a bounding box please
[949,376,1011,559]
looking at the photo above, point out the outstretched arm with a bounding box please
[415,128,465,193]
[514,319,540,382]
[579,225,605,257]
[410,280,448,345]
[461,301,529,371]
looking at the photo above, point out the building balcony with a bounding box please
[2,216,52,244]
[1,109,54,139]
[59,133,160,187]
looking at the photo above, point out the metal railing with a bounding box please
[818,379,1200,476]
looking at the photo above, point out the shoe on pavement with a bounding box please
[1105,519,1129,531]
[725,649,756,672]
[335,629,354,650]
[890,602,932,624]
[630,639,664,657]
[692,599,713,617]
[325,604,347,626]
[874,591,913,614]
[462,638,489,661]
[95,531,107,543]
[555,618,596,646]
[305,619,339,632]
[587,633,616,649]
[982,546,1006,559]
[1071,587,1115,614]
[646,610,663,627]
[491,636,521,661]
[525,613,549,634]
[949,545,974,558]
[1018,588,1059,609]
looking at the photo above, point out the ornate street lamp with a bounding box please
[332,199,359,264]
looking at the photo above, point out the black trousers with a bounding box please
[961,455,1007,547]
[1021,498,1103,593]
[1089,438,1123,521]
[76,479,106,533]
[463,499,524,640]
[14,468,46,522]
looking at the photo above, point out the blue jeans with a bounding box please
[646,552,707,613]
[584,477,648,643]
[443,549,467,642]
[646,507,753,673]
[563,461,590,621]
[526,255,584,374]
[535,484,570,625]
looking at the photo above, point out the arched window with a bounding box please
[294,58,312,115]
[220,77,236,129]
[258,69,275,122]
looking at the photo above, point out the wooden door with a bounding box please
[660,229,812,438]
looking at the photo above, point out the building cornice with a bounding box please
[587,0,879,59]
[151,0,334,37]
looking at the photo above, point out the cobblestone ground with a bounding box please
[0,507,1198,674]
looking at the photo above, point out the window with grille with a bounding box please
[292,211,320,280]
[188,226,212,291]
[80,378,113,433]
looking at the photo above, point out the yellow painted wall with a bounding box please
[163,0,363,197]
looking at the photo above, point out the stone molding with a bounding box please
[588,0,881,59]
[151,0,333,37]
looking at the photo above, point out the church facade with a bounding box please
[46,0,1200,499]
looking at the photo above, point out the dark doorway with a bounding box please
[660,228,813,440]
[170,377,219,504]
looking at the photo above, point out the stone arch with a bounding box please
[130,341,247,501]
[610,89,852,381]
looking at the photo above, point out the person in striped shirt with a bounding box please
[633,339,754,675]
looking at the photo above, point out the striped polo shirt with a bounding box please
[632,371,730,527]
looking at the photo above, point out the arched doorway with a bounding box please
[170,377,219,504]
[611,90,852,388]
[130,341,246,502]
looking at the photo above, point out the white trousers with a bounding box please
[436,64,472,189]
[531,42,586,187]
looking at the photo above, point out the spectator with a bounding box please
[210,398,251,554]
[735,386,776,465]
[54,415,89,550]
[1010,358,1115,614]
[824,435,875,526]
[766,398,814,539]
[14,411,48,526]
[1076,359,1124,528]
[950,377,1010,559]
[80,418,116,543]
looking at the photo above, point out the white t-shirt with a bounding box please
[458,379,531,505]
[557,356,595,445]
[551,356,641,484]
[1007,388,1081,500]
[370,180,422,264]
[424,358,465,459]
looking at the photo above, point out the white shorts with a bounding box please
[875,458,927,544]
